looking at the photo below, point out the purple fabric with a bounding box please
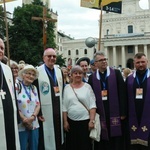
[92,68,121,140]
[128,74,150,143]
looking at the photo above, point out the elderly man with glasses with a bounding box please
[88,52,127,150]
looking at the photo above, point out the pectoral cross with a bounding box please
[0,89,6,99]
[32,7,57,50]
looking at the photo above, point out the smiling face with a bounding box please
[0,39,5,61]
[43,48,57,69]
[22,70,36,85]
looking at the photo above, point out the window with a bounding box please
[106,29,109,35]
[128,25,133,33]
[68,50,71,55]
[76,49,79,55]
[128,46,133,53]
[84,49,87,54]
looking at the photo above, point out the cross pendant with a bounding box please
[0,89,6,100]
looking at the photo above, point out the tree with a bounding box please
[0,6,6,39]
[9,3,56,66]
[56,54,66,67]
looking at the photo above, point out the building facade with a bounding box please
[58,0,150,69]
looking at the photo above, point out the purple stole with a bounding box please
[92,68,121,140]
[127,74,150,146]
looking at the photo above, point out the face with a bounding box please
[134,56,148,71]
[62,68,68,77]
[0,39,5,61]
[71,71,83,83]
[11,64,19,78]
[95,54,108,71]
[43,49,57,69]
[22,70,36,85]
[80,61,88,74]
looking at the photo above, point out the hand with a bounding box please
[121,116,126,120]
[38,116,45,122]
[88,121,95,130]
[63,121,70,132]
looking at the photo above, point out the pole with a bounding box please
[98,4,103,51]
[3,0,10,66]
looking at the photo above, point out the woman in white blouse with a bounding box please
[63,65,96,150]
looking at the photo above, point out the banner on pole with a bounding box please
[81,0,122,14]
[0,0,16,4]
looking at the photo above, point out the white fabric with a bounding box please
[37,64,64,150]
[63,83,96,121]
[89,113,101,142]
[0,63,20,150]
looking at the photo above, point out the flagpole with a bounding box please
[3,0,10,66]
[98,4,103,51]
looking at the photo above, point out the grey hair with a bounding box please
[70,65,83,75]
[93,51,106,60]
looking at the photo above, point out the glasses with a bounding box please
[95,58,108,62]
[45,55,56,59]
[25,72,36,77]
[11,67,18,70]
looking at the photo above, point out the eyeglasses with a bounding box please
[25,72,36,77]
[11,67,18,70]
[95,58,108,62]
[45,55,56,59]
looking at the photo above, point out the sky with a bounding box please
[3,0,149,39]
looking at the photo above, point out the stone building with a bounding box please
[58,0,150,69]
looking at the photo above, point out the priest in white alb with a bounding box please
[0,38,20,149]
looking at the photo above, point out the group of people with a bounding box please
[0,36,150,150]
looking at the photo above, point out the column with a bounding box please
[144,45,147,56]
[121,46,126,68]
[104,46,109,65]
[135,45,138,54]
[113,46,117,68]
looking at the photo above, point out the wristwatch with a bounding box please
[90,120,95,124]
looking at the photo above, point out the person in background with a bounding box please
[16,65,40,150]
[18,63,25,71]
[126,53,150,150]
[123,68,132,81]
[63,65,96,150]
[10,60,19,83]
[88,52,127,150]
[61,66,70,86]
[0,38,20,149]
[76,57,90,82]
[34,48,64,150]
[90,59,97,73]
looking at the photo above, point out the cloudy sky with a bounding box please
[4,0,149,39]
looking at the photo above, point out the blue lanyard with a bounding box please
[44,65,57,86]
[22,82,32,101]
[136,69,148,88]
[100,73,107,90]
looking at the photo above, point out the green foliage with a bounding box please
[9,3,56,66]
[56,54,66,67]
[0,6,6,39]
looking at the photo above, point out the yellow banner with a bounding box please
[0,0,16,4]
[81,0,122,13]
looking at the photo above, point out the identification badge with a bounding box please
[136,88,143,99]
[101,90,107,100]
[29,101,35,113]
[54,86,60,97]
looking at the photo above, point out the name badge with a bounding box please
[54,86,60,97]
[101,90,107,101]
[136,88,143,99]
[29,101,35,113]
